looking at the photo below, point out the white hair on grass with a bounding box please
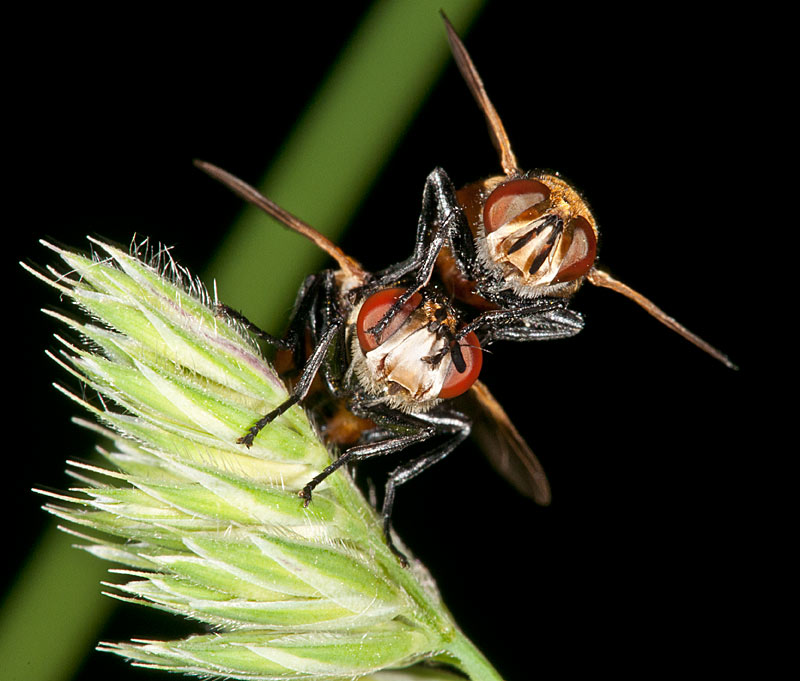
[128,234,214,308]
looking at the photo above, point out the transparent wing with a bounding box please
[459,379,551,505]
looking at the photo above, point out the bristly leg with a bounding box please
[239,318,343,447]
[215,303,293,349]
[234,270,345,447]
[367,168,471,338]
[299,405,470,565]
[454,300,585,345]
[298,427,434,507]
[380,410,470,565]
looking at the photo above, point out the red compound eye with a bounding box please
[483,178,550,234]
[356,288,423,352]
[439,331,482,399]
[553,215,597,282]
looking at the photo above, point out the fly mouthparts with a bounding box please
[586,268,738,370]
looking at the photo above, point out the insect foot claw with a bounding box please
[236,431,256,448]
[298,487,312,507]
[388,542,409,568]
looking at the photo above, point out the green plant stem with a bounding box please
[441,633,506,681]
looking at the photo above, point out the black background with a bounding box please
[8,2,767,679]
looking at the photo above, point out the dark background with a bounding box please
[8,2,766,679]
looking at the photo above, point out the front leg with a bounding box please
[299,405,470,566]
[372,168,463,284]
[455,301,585,345]
[216,273,324,352]
[368,168,473,336]
[239,316,344,447]
[298,399,430,503]
[379,409,471,565]
[215,303,293,349]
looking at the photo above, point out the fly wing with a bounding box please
[441,12,519,176]
[460,379,551,505]
[194,160,367,285]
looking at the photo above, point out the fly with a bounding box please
[195,161,577,563]
[367,13,735,371]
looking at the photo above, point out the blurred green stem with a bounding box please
[0,528,113,681]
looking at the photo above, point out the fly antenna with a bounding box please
[586,268,737,370]
[441,11,520,176]
[194,160,367,283]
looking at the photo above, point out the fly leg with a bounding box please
[214,303,292,348]
[420,302,583,370]
[367,168,472,336]
[298,425,435,506]
[216,273,321,351]
[238,316,343,447]
[454,300,585,345]
[238,272,341,447]
[380,409,471,565]
[299,404,471,566]
[372,168,462,284]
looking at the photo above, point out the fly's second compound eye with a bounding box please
[357,288,423,352]
[439,331,482,399]
[483,178,550,234]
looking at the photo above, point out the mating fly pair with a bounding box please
[197,15,734,564]
[197,161,581,565]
